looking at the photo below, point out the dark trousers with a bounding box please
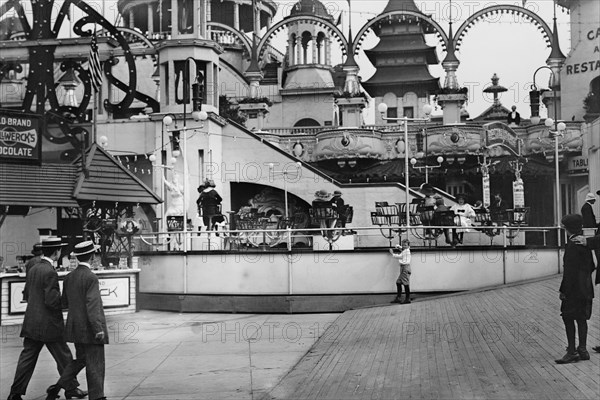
[57,343,105,400]
[10,337,79,395]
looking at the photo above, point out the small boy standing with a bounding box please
[390,240,412,304]
[555,214,595,364]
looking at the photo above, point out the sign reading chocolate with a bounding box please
[483,122,521,157]
[0,112,42,162]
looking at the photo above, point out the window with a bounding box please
[386,107,397,124]
[403,107,414,119]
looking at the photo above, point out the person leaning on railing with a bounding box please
[433,196,453,245]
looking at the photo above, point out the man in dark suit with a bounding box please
[507,105,521,126]
[6,238,86,400]
[572,232,600,354]
[581,192,598,230]
[489,193,508,223]
[46,240,108,400]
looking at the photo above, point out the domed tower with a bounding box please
[363,0,440,123]
[279,0,337,127]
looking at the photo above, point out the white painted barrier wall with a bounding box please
[138,247,563,295]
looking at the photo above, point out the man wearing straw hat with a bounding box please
[46,240,108,400]
[23,243,42,275]
[7,238,86,400]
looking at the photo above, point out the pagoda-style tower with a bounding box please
[362,0,440,123]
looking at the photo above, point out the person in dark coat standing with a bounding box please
[46,240,108,400]
[198,180,223,231]
[572,231,600,354]
[6,238,86,400]
[506,105,521,126]
[581,192,598,230]
[555,214,595,364]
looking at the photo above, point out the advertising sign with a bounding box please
[513,179,525,208]
[0,111,42,163]
[482,175,491,208]
[9,276,130,314]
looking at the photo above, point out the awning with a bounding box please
[1,144,162,208]
[0,163,79,208]
[73,144,162,204]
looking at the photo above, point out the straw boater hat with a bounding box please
[585,192,596,202]
[31,243,43,256]
[333,190,342,197]
[40,237,67,248]
[71,240,100,257]
[315,189,330,199]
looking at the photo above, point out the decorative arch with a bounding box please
[257,15,349,60]
[207,21,253,56]
[352,10,449,56]
[295,118,320,127]
[454,5,552,51]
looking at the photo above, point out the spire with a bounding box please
[383,0,420,13]
[546,8,566,63]
[343,0,358,68]
[245,0,263,95]
[442,17,459,64]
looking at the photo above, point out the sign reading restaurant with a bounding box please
[0,110,42,163]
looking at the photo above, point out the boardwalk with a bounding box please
[265,276,600,400]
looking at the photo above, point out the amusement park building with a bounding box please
[0,0,599,267]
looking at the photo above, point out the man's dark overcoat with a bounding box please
[560,236,595,300]
[20,259,65,342]
[62,265,109,344]
[585,235,600,285]
[581,202,598,229]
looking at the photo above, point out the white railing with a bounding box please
[135,225,560,253]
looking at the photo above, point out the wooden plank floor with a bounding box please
[264,276,600,400]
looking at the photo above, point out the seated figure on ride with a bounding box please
[449,193,476,246]
[311,189,338,229]
[418,183,437,225]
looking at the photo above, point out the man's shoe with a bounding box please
[555,350,580,364]
[401,298,411,304]
[391,296,402,304]
[7,394,23,400]
[592,346,600,353]
[46,385,61,400]
[577,346,590,360]
[65,388,88,399]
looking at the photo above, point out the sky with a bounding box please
[272,0,572,121]
[2,0,572,121]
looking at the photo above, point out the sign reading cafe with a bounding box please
[0,111,42,162]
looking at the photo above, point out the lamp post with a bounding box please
[529,66,565,227]
[162,110,208,252]
[410,155,444,176]
[378,103,432,232]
